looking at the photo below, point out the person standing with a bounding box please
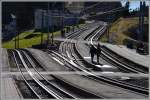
[97,43,101,64]
[90,45,95,63]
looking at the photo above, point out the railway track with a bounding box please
[22,50,77,99]
[48,46,148,97]
[56,21,148,97]
[100,46,148,73]
[77,23,148,93]
[14,49,103,99]
[9,21,148,99]
[83,22,148,74]
[12,50,50,99]
[13,49,76,99]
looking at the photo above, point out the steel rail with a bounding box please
[90,25,148,73]
[48,21,148,97]
[49,49,148,96]
[59,23,148,95]
[100,46,148,73]
[21,50,77,99]
[15,50,63,99]
[88,28,141,73]
[12,50,41,99]
[24,49,103,98]
[81,24,149,90]
[75,24,149,94]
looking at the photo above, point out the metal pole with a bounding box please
[41,11,43,46]
[51,4,54,45]
[107,17,109,42]
[141,1,145,41]
[51,16,53,45]
[15,37,16,49]
[14,17,17,49]
[107,23,109,42]
[47,2,50,48]
[17,16,19,49]
[17,14,19,48]
[62,3,65,38]
[17,30,19,48]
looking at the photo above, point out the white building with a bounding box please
[34,9,78,30]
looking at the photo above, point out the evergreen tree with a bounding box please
[124,1,130,17]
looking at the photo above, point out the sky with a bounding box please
[121,0,149,11]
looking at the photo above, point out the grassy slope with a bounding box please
[2,30,61,49]
[100,17,148,44]
[2,24,85,49]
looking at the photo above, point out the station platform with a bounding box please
[1,48,21,99]
[1,77,21,99]
[1,48,10,72]
[102,43,149,68]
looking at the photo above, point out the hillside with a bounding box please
[100,17,148,44]
[2,30,61,49]
[2,24,85,49]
